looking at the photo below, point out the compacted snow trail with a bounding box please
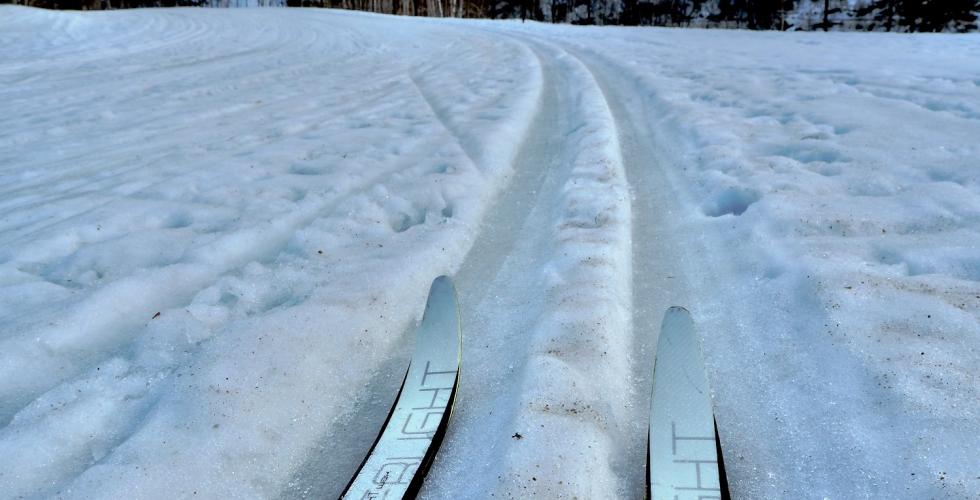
[1,8,544,498]
[522,25,980,498]
[426,38,637,497]
[560,46,881,496]
[2,7,979,499]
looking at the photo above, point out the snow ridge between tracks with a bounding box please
[494,41,633,498]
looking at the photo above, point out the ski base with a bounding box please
[647,306,730,500]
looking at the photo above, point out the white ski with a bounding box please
[342,276,462,500]
[648,306,729,500]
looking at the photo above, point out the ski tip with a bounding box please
[342,275,462,500]
[430,274,456,295]
[421,275,462,350]
[424,275,458,313]
[661,306,694,335]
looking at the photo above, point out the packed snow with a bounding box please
[1,6,978,499]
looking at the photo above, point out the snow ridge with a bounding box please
[533,24,980,497]
[497,43,632,497]
[419,34,635,496]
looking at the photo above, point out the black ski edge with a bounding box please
[715,418,731,500]
[404,370,459,498]
[645,426,651,500]
[647,307,729,500]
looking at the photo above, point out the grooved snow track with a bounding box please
[0,9,544,498]
[424,36,637,497]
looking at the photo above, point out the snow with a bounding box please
[1,6,979,499]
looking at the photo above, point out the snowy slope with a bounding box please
[1,6,979,499]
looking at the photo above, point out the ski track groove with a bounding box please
[560,43,783,497]
[504,37,634,497]
[422,32,645,498]
[421,43,568,498]
[558,45,675,499]
[0,15,550,495]
[560,42,936,497]
[3,12,673,496]
[408,73,482,172]
[276,27,550,500]
[4,11,977,498]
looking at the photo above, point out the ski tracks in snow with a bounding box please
[0,11,694,496]
[424,35,645,498]
[7,10,976,499]
[0,11,544,498]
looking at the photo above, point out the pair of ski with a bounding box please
[341,276,729,499]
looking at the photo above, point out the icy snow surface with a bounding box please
[1,6,979,499]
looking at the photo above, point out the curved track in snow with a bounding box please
[2,7,979,499]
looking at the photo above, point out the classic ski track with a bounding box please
[551,42,925,497]
[5,13,678,495]
[1,14,550,495]
[420,43,576,497]
[5,11,977,498]
[562,44,699,498]
[419,26,702,496]
[408,73,482,171]
[422,32,647,498]
[279,31,549,500]
[511,37,646,497]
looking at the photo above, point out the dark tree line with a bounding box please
[847,0,980,32]
[610,0,978,31]
[5,0,979,32]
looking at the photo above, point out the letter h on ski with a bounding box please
[671,421,720,499]
[399,361,454,440]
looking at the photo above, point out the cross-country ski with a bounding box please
[648,307,729,500]
[342,276,461,499]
